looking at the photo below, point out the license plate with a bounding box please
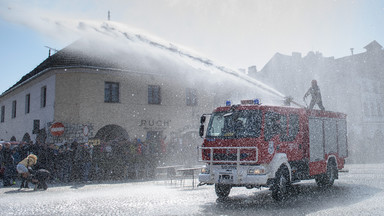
[221,165,237,170]
[219,174,233,183]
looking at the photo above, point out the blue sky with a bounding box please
[1,0,384,94]
[0,18,52,92]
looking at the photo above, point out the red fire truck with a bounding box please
[198,99,348,201]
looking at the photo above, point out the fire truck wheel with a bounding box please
[215,184,231,198]
[271,167,290,201]
[316,162,337,187]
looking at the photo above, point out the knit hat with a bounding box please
[28,154,38,164]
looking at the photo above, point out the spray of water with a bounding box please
[95,22,288,101]
[1,5,297,106]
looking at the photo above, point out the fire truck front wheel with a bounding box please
[271,167,290,201]
[215,184,231,198]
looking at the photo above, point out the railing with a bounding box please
[197,146,258,164]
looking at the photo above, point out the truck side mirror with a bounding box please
[199,125,205,137]
[200,115,206,124]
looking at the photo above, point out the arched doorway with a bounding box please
[93,124,130,180]
[94,124,129,142]
[22,133,31,143]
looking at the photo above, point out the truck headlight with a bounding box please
[201,167,210,174]
[248,167,265,175]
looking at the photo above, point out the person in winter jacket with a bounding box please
[303,80,325,111]
[0,143,2,160]
[2,143,14,187]
[0,143,3,180]
[17,154,38,188]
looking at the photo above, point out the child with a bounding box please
[16,154,37,189]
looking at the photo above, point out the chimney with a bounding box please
[248,66,257,74]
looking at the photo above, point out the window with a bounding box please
[279,115,288,141]
[264,111,281,141]
[288,114,300,140]
[378,102,383,117]
[148,85,161,104]
[12,100,17,118]
[41,86,47,108]
[206,110,262,138]
[1,106,4,123]
[33,120,40,134]
[186,88,198,106]
[280,114,300,142]
[104,82,119,103]
[25,94,30,114]
[371,102,376,116]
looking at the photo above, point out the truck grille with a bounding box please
[198,146,258,164]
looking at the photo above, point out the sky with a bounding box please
[0,0,384,94]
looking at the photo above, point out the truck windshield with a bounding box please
[206,110,262,138]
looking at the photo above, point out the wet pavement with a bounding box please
[1,164,384,215]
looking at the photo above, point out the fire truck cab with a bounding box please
[198,99,348,201]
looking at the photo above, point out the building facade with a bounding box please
[0,37,265,167]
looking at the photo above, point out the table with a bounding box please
[155,165,183,183]
[176,167,203,188]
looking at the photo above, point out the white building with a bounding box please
[0,34,273,166]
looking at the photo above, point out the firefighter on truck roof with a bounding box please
[303,79,325,111]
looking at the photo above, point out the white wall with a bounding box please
[0,74,56,141]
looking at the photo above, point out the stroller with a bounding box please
[29,169,51,190]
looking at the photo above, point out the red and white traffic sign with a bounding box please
[50,122,65,136]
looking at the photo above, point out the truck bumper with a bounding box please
[199,172,270,186]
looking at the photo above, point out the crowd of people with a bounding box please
[0,139,162,188]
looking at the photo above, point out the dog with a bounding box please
[30,169,50,191]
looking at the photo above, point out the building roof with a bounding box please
[3,35,214,96]
[364,40,383,51]
[3,39,122,95]
[1,32,267,98]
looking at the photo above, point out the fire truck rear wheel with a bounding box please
[316,162,337,187]
[215,184,231,198]
[271,167,290,201]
